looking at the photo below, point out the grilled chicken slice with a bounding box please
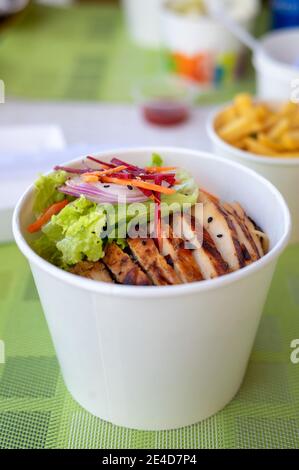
[160,224,203,283]
[70,261,113,283]
[175,214,229,279]
[198,196,245,271]
[103,242,151,285]
[230,202,265,256]
[222,202,262,263]
[128,238,181,286]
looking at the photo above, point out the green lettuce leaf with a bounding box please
[34,233,63,267]
[34,197,107,267]
[149,153,163,167]
[162,169,198,206]
[33,171,69,215]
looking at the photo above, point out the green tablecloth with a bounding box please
[0,1,298,450]
[0,242,298,449]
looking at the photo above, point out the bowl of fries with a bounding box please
[207,93,299,243]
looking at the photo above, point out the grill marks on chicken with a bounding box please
[127,238,181,286]
[70,261,113,283]
[200,199,245,271]
[176,214,229,279]
[231,202,265,257]
[69,197,267,286]
[223,202,261,263]
[103,242,151,285]
[160,224,203,283]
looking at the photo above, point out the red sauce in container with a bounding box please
[142,101,190,126]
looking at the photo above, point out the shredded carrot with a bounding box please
[82,165,127,181]
[82,174,99,183]
[27,199,69,233]
[146,166,177,173]
[100,176,176,195]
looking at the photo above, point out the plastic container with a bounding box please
[161,0,259,86]
[207,106,299,244]
[253,28,299,101]
[13,147,290,430]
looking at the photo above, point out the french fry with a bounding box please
[244,138,277,156]
[280,131,299,151]
[234,93,252,115]
[279,101,298,117]
[218,112,261,143]
[215,93,299,158]
[214,106,237,130]
[274,150,299,157]
[268,118,290,140]
[258,134,285,152]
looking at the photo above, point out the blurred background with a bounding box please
[0,1,299,451]
[0,0,299,241]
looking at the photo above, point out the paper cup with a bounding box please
[161,0,259,85]
[122,0,163,48]
[13,148,290,430]
[207,107,299,244]
[253,28,299,101]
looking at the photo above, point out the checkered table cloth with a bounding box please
[0,243,298,449]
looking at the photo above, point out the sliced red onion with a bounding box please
[66,177,146,198]
[59,181,149,204]
[54,165,90,174]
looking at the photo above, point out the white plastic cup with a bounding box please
[207,107,299,244]
[13,148,290,430]
[253,28,299,101]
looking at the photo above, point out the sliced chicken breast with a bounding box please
[175,214,229,279]
[128,238,181,286]
[223,202,262,263]
[199,197,246,271]
[231,202,265,257]
[70,261,113,283]
[103,242,151,285]
[160,224,203,283]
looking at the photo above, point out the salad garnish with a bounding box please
[27,153,269,286]
[28,154,199,269]
[27,199,69,233]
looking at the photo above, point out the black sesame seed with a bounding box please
[142,240,146,246]
[208,217,213,223]
[127,185,133,190]
[217,234,223,238]
[103,184,110,188]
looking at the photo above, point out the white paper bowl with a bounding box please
[207,107,299,244]
[12,147,290,430]
[253,29,299,101]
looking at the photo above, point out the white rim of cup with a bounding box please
[161,0,259,24]
[207,106,299,167]
[12,147,291,299]
[253,28,299,79]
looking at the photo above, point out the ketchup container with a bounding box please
[134,75,197,127]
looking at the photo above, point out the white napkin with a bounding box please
[0,125,113,242]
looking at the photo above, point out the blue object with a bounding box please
[271,0,299,29]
